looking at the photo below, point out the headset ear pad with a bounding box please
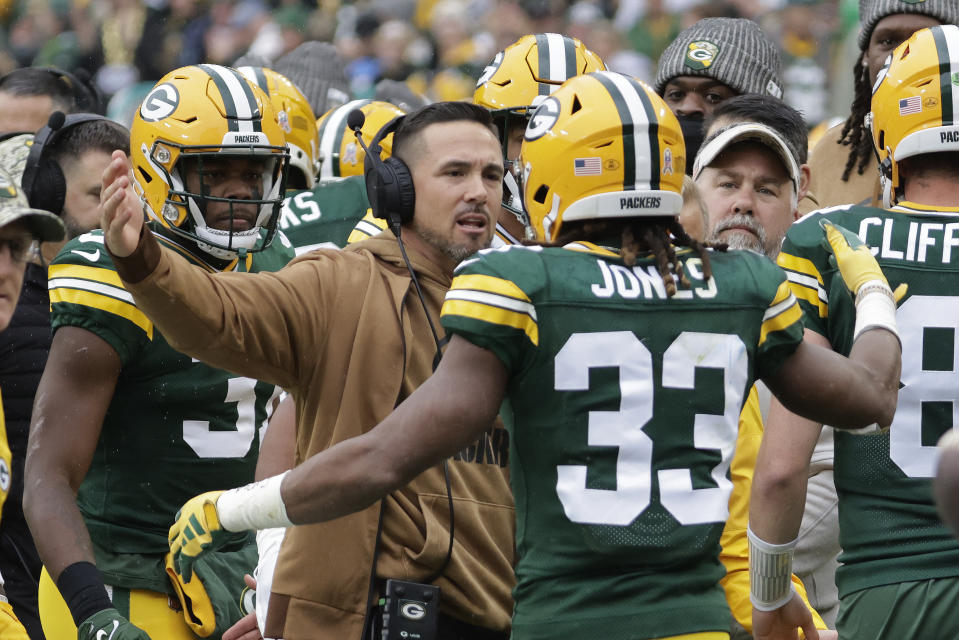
[382,156,415,225]
[23,159,67,216]
[22,133,67,216]
[366,153,416,226]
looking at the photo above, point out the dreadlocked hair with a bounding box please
[546,217,727,297]
[837,57,874,182]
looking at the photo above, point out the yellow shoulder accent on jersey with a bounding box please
[443,274,538,346]
[347,209,387,244]
[47,266,154,339]
[776,251,828,319]
[758,281,801,347]
[48,263,124,288]
[562,241,620,257]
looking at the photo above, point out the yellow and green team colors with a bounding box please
[440,240,802,640]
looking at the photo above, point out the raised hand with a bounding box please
[100,150,144,258]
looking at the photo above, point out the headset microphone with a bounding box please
[347,108,365,134]
[348,108,399,237]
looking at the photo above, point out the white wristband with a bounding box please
[217,471,294,532]
[853,279,899,344]
[748,525,797,611]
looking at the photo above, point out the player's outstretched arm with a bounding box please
[100,150,144,259]
[169,334,506,534]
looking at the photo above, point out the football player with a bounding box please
[473,32,607,243]
[166,72,900,640]
[804,0,955,213]
[24,64,294,640]
[750,25,959,640]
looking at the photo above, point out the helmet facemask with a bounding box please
[157,145,289,258]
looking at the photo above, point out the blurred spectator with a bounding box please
[622,0,682,64]
[0,66,99,133]
[272,40,351,121]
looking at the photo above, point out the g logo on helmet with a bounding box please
[525,97,561,141]
[476,51,504,88]
[140,83,180,122]
[684,41,719,71]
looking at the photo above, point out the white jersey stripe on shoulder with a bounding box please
[763,293,798,322]
[445,289,538,320]
[785,271,828,305]
[48,278,136,304]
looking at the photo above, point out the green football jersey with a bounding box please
[278,176,370,253]
[440,241,804,640]
[48,227,292,590]
[779,201,959,598]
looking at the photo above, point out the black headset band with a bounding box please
[367,115,406,159]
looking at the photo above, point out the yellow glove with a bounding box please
[821,220,885,294]
[168,490,227,583]
[821,220,907,302]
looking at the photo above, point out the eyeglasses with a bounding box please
[0,234,35,263]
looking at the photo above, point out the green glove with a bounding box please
[168,490,231,584]
[78,608,151,640]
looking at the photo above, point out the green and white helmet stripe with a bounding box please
[535,33,581,96]
[199,64,262,132]
[592,71,662,191]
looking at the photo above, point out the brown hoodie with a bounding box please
[117,229,516,639]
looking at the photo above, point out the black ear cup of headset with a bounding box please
[22,111,107,216]
[347,110,416,231]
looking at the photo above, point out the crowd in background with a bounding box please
[0,0,859,133]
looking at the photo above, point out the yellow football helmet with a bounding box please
[870,25,959,207]
[130,64,289,256]
[474,33,606,223]
[315,99,406,180]
[238,65,319,189]
[520,71,685,242]
[474,33,607,115]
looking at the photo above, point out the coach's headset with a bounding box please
[348,109,456,598]
[348,109,413,235]
[22,111,108,216]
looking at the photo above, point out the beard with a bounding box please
[710,214,771,257]
[411,216,492,264]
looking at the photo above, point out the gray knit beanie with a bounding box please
[858,0,958,49]
[272,41,351,118]
[654,18,783,99]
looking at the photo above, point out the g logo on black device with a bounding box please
[399,601,427,621]
[525,97,560,141]
[140,83,180,122]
